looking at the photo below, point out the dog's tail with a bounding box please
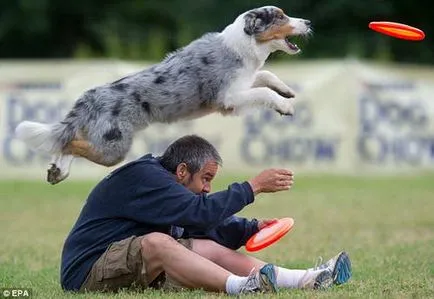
[15,121,76,154]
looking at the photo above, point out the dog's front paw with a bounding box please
[275,88,295,99]
[270,84,295,99]
[275,100,295,116]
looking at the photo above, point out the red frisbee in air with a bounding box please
[246,217,294,252]
[369,21,425,41]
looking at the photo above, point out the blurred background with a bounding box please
[1,0,433,63]
[1,0,434,178]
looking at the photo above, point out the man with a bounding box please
[61,135,351,294]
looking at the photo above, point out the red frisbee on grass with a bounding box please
[369,21,425,41]
[246,217,294,252]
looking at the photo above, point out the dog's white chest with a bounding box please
[227,69,257,94]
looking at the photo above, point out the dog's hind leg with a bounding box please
[47,154,75,185]
[252,70,296,99]
[64,140,123,167]
[66,124,135,167]
[46,135,130,184]
[224,87,295,116]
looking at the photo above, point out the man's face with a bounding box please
[176,160,219,194]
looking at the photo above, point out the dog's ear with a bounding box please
[243,8,275,36]
[243,11,264,35]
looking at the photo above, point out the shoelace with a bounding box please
[298,256,325,289]
[313,256,324,270]
[239,267,259,293]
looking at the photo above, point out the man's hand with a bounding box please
[248,168,294,195]
[257,218,279,230]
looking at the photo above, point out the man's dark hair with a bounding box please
[158,135,223,175]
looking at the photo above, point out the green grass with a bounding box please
[1,174,434,298]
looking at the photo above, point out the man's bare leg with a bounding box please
[191,239,266,276]
[140,233,277,294]
[141,233,230,292]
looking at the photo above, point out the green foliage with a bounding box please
[0,0,432,64]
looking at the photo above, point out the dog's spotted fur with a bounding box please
[15,6,312,184]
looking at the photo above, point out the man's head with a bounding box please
[158,135,222,194]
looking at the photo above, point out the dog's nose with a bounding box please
[304,20,312,26]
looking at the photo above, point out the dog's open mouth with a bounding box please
[285,36,299,51]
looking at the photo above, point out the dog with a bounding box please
[15,6,312,184]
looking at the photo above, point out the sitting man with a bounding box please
[61,135,351,294]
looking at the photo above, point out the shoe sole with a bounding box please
[332,251,352,285]
[259,264,278,293]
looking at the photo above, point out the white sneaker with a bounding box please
[240,264,278,293]
[298,269,333,289]
[314,251,352,285]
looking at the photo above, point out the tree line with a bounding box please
[0,0,432,64]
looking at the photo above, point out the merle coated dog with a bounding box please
[15,6,312,184]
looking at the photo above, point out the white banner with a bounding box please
[1,59,433,180]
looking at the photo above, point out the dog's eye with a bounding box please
[278,14,285,20]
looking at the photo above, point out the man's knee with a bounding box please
[140,233,176,258]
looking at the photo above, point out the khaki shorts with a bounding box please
[79,235,192,292]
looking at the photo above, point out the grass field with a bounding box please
[1,174,434,298]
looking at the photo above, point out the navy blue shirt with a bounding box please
[60,154,258,291]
